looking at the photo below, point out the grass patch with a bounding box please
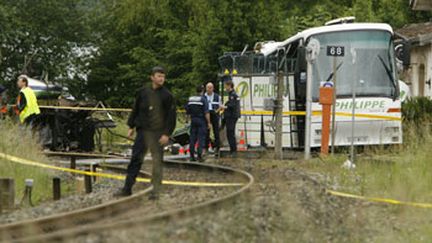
[301,118,432,203]
[0,120,60,205]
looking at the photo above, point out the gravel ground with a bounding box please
[0,161,241,229]
[65,157,398,243]
[139,163,242,183]
[3,156,391,242]
[4,154,432,242]
[0,178,124,224]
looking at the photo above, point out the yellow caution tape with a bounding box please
[321,112,401,121]
[240,110,401,121]
[326,189,432,209]
[43,151,124,159]
[39,105,132,112]
[0,152,243,187]
[38,105,188,113]
[35,105,401,121]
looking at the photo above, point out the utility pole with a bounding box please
[330,57,337,155]
[305,40,319,160]
[349,48,358,165]
[274,71,284,160]
[304,60,313,160]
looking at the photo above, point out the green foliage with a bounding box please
[0,0,431,107]
[353,0,375,22]
[402,97,432,122]
[0,0,94,100]
[86,0,285,106]
[0,120,55,204]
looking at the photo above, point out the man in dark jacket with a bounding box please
[116,66,176,199]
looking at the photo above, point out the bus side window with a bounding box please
[285,42,300,96]
[293,42,307,103]
[286,42,299,73]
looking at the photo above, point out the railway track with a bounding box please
[0,165,152,242]
[0,156,254,242]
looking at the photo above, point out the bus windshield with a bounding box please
[309,30,398,100]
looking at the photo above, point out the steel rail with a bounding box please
[0,168,152,242]
[0,159,253,242]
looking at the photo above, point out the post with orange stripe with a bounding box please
[319,82,334,155]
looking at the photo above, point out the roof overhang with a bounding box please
[410,0,432,11]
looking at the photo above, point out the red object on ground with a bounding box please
[237,130,247,151]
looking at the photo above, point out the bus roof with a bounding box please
[260,23,394,56]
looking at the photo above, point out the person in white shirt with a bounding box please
[204,82,222,156]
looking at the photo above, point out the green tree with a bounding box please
[86,0,285,107]
[0,0,94,98]
[353,0,375,22]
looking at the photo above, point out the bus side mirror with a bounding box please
[395,41,411,68]
[297,46,307,72]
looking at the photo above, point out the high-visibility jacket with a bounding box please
[18,87,40,123]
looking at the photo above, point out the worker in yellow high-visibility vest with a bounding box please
[16,75,40,125]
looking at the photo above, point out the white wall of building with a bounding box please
[407,44,432,97]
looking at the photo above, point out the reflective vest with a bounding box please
[186,96,206,118]
[18,87,40,123]
[205,93,220,111]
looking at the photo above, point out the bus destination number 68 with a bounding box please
[327,46,345,57]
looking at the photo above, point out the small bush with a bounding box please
[402,97,432,122]
[0,119,55,205]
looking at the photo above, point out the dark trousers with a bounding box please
[124,129,163,195]
[24,114,39,128]
[225,117,238,153]
[189,118,207,159]
[205,111,220,149]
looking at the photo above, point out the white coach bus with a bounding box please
[218,18,410,149]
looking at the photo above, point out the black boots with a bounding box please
[113,188,132,197]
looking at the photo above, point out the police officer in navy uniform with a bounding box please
[221,78,240,157]
[186,85,211,162]
[204,82,222,155]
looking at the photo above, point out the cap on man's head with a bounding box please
[151,66,166,76]
[222,75,232,82]
[224,79,234,88]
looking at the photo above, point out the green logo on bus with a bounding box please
[236,81,249,98]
